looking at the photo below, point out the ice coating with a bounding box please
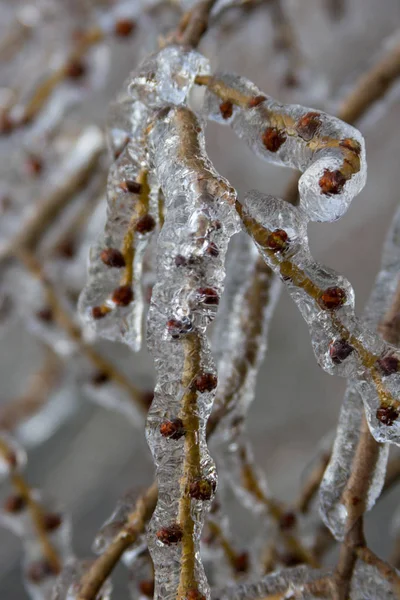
[203,72,366,222]
[319,207,400,539]
[51,557,112,600]
[350,559,400,600]
[146,105,239,600]
[238,191,400,446]
[0,432,27,480]
[78,101,153,350]
[127,549,154,599]
[79,46,210,350]
[211,566,331,600]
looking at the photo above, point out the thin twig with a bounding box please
[77,483,158,600]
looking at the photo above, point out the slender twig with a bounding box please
[15,249,150,414]
[0,348,62,431]
[0,438,61,573]
[77,483,158,600]
[170,0,218,48]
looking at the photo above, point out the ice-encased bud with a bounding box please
[0,432,27,480]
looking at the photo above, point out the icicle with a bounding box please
[145,101,239,599]
[203,71,366,222]
[238,191,400,446]
[319,206,400,539]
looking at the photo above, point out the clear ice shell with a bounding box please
[241,190,400,446]
[204,71,366,223]
[319,205,400,539]
[145,105,240,600]
[51,557,112,600]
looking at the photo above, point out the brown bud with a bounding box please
[234,551,249,573]
[138,580,154,597]
[167,318,192,338]
[219,101,233,120]
[262,127,286,152]
[189,478,216,501]
[317,287,346,311]
[65,58,86,79]
[206,242,219,257]
[278,511,297,531]
[248,95,266,108]
[329,339,354,364]
[112,285,133,306]
[377,355,400,376]
[100,248,126,268]
[186,590,206,600]
[114,19,136,37]
[296,111,322,141]
[56,238,76,259]
[319,169,347,195]
[376,405,398,426]
[91,371,110,386]
[156,523,183,545]
[196,287,219,305]
[92,305,109,320]
[194,373,218,393]
[3,494,26,513]
[36,307,53,323]
[26,154,43,177]
[43,513,62,532]
[26,559,58,583]
[136,214,156,234]
[160,418,185,440]
[266,229,289,252]
[120,179,142,194]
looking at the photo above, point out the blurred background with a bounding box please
[0,0,400,596]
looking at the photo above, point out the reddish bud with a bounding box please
[219,101,233,120]
[376,405,399,426]
[43,513,62,532]
[138,580,154,597]
[262,127,286,152]
[296,111,322,141]
[65,58,86,79]
[112,285,133,306]
[329,339,354,364]
[136,214,156,234]
[185,590,206,600]
[26,560,58,583]
[278,511,297,531]
[26,154,43,177]
[234,551,249,573]
[56,238,76,259]
[248,95,266,108]
[92,305,109,320]
[120,179,142,194]
[36,307,53,323]
[206,242,219,257]
[100,248,126,268]
[3,494,26,513]
[156,523,183,545]
[318,287,346,310]
[196,287,219,305]
[114,19,136,37]
[160,418,185,440]
[319,169,346,195]
[266,229,289,252]
[189,478,216,501]
[194,373,218,393]
[377,355,400,376]
[91,371,110,386]
[167,318,192,338]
